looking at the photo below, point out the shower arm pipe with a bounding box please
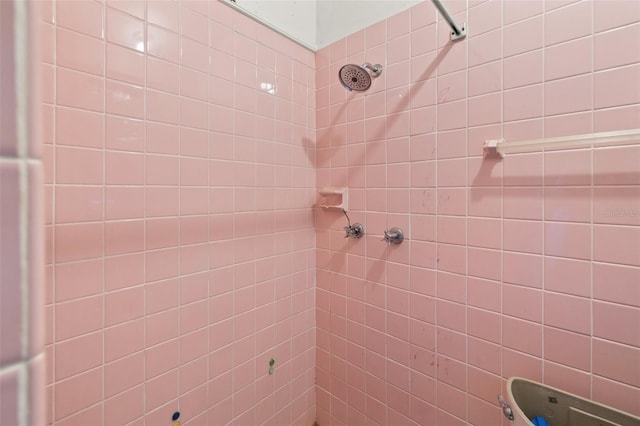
[431,0,467,41]
[483,128,640,157]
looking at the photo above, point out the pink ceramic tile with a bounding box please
[544,256,590,297]
[503,284,542,322]
[544,292,591,335]
[105,286,144,326]
[504,84,544,123]
[181,38,209,73]
[104,385,144,426]
[181,5,208,43]
[106,151,145,185]
[594,225,640,267]
[544,326,590,371]
[145,248,179,282]
[106,43,145,86]
[503,16,543,57]
[593,146,640,185]
[544,187,591,223]
[180,98,208,130]
[438,70,467,104]
[468,336,501,374]
[411,1,436,30]
[54,223,104,263]
[0,168,22,363]
[437,157,467,187]
[146,154,179,185]
[467,187,500,218]
[104,352,144,398]
[467,277,501,312]
[470,0,502,35]
[545,1,591,46]
[545,37,591,81]
[468,29,502,68]
[365,19,387,49]
[436,302,466,335]
[55,295,103,341]
[56,67,104,112]
[387,8,411,40]
[594,301,640,347]
[545,74,592,116]
[504,220,543,254]
[146,123,178,155]
[55,260,103,302]
[147,56,180,94]
[503,187,542,220]
[55,146,103,184]
[105,115,144,152]
[56,0,104,39]
[104,253,144,291]
[104,220,144,255]
[56,27,104,76]
[594,65,640,110]
[54,186,102,224]
[502,316,542,356]
[468,92,501,127]
[106,80,145,119]
[544,149,591,185]
[437,100,467,131]
[387,35,411,65]
[594,23,640,71]
[594,0,640,32]
[504,0,542,25]
[544,222,591,260]
[592,339,640,387]
[468,61,501,96]
[54,368,103,421]
[147,24,180,63]
[104,197,142,236]
[543,361,591,398]
[593,377,640,418]
[593,263,640,308]
[147,0,180,32]
[502,347,542,383]
[104,319,145,362]
[106,8,144,52]
[464,240,498,277]
[181,68,210,103]
[54,332,102,380]
[593,186,640,226]
[467,308,501,343]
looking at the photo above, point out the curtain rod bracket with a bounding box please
[431,0,467,42]
[450,23,467,41]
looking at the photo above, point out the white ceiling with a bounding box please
[221,0,422,51]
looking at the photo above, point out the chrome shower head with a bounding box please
[338,63,383,92]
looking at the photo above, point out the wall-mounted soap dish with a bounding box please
[319,187,348,211]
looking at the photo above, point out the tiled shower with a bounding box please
[0,0,638,425]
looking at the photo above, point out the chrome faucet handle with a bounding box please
[382,227,404,245]
[344,223,364,239]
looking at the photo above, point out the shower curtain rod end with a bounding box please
[483,139,503,158]
[450,22,467,41]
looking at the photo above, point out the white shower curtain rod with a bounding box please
[483,128,640,157]
[431,0,467,41]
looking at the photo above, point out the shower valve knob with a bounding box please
[382,227,404,245]
[344,223,364,239]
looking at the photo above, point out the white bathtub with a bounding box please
[505,377,640,426]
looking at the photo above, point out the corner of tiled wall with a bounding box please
[40,0,317,424]
[315,0,640,424]
[1,1,45,425]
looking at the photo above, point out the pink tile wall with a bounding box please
[316,0,640,425]
[41,0,316,424]
[1,1,45,425]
